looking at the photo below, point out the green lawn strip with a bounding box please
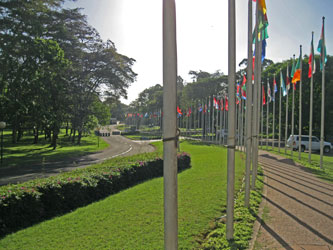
[200,167,264,250]
[2,129,108,167]
[259,145,333,183]
[0,140,245,250]
[123,134,162,140]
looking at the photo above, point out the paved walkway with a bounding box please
[0,127,155,186]
[251,151,333,250]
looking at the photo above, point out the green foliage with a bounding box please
[200,168,264,250]
[0,152,191,238]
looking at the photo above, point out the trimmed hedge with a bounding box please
[0,153,191,238]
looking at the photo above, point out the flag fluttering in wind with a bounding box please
[308,32,316,78]
[317,19,327,71]
[213,97,219,109]
[280,71,287,97]
[220,98,224,111]
[267,81,272,103]
[262,85,266,105]
[241,75,247,99]
[225,97,229,111]
[236,82,241,104]
[177,106,182,116]
[273,76,277,94]
[292,48,302,84]
[291,56,296,90]
[187,107,192,117]
[198,104,203,112]
[286,65,290,92]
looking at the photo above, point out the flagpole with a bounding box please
[278,70,282,153]
[309,32,314,163]
[261,83,264,148]
[272,73,276,150]
[266,78,269,150]
[291,55,295,157]
[162,0,178,248]
[320,17,325,169]
[244,0,253,207]
[285,63,289,155]
[298,45,303,160]
[251,0,259,189]
[212,95,215,142]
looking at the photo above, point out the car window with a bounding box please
[301,137,309,141]
[312,137,319,142]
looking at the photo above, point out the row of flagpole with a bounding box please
[162,0,327,246]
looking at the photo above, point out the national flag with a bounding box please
[317,18,327,71]
[262,85,266,105]
[267,81,272,103]
[241,75,247,99]
[308,32,316,78]
[213,97,219,109]
[262,39,266,62]
[286,64,290,92]
[291,56,296,90]
[144,112,148,118]
[280,71,287,97]
[236,82,241,104]
[187,107,192,117]
[220,98,224,111]
[225,98,229,111]
[204,104,207,113]
[198,104,203,112]
[292,47,302,84]
[177,106,182,116]
[273,76,277,93]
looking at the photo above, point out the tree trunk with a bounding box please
[12,128,17,144]
[17,128,23,142]
[33,127,39,144]
[65,122,69,136]
[77,129,82,145]
[72,129,76,143]
[51,129,58,150]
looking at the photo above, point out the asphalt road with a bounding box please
[0,126,155,186]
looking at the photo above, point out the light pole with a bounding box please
[0,121,6,166]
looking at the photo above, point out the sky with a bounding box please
[64,0,332,105]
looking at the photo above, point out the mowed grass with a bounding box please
[259,145,333,183]
[0,140,245,250]
[1,129,109,167]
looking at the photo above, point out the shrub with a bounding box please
[0,153,191,238]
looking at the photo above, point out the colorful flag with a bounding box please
[280,71,287,97]
[213,97,219,109]
[220,98,224,111]
[204,104,207,113]
[273,76,277,93]
[236,82,241,104]
[292,48,302,84]
[267,81,272,103]
[262,39,266,62]
[241,75,247,99]
[225,98,229,111]
[187,107,192,117]
[286,65,290,92]
[309,32,316,78]
[198,104,203,112]
[317,18,327,71]
[177,106,182,116]
[262,85,266,105]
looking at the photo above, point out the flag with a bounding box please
[213,97,219,109]
[273,76,277,93]
[220,98,224,111]
[317,18,327,71]
[144,112,148,118]
[262,39,266,62]
[292,47,302,84]
[241,75,247,99]
[198,104,203,112]
[187,107,192,117]
[225,97,229,111]
[286,65,290,92]
[267,81,272,103]
[280,71,287,97]
[177,106,182,116]
[291,56,296,90]
[236,82,241,104]
[204,104,207,113]
[262,85,266,105]
[309,32,316,78]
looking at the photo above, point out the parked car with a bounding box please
[286,135,332,153]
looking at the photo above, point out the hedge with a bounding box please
[0,153,191,238]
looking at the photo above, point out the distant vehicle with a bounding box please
[286,135,332,153]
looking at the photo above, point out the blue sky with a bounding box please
[64,0,332,104]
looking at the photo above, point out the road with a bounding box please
[0,126,155,186]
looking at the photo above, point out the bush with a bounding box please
[0,153,191,238]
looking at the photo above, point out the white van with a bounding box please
[286,135,332,153]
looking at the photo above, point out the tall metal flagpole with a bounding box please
[285,64,289,155]
[309,32,314,163]
[226,0,236,240]
[278,70,282,153]
[212,95,215,142]
[261,84,264,148]
[251,1,259,189]
[272,74,276,150]
[291,55,295,157]
[320,17,326,169]
[162,0,178,248]
[244,0,253,207]
[298,45,303,160]
[266,78,269,150]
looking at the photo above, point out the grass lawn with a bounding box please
[1,129,109,168]
[259,145,333,183]
[0,140,245,250]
